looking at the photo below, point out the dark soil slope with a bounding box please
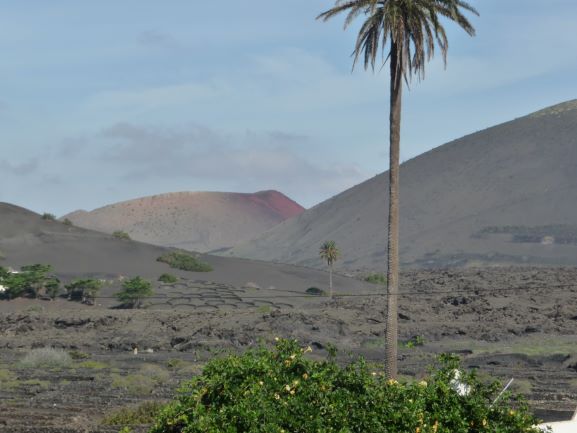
[0,202,368,296]
[225,100,577,271]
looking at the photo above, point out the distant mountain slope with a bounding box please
[224,100,577,270]
[63,190,304,253]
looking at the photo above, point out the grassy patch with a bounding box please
[77,360,108,370]
[157,251,213,272]
[364,273,387,285]
[102,401,165,426]
[68,350,91,360]
[111,374,156,396]
[19,348,72,369]
[111,364,169,396]
[0,368,17,389]
[439,335,577,357]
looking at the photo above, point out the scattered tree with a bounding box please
[116,276,153,308]
[19,264,58,298]
[318,0,478,379]
[41,213,56,221]
[319,240,340,298]
[65,279,103,304]
[62,218,73,226]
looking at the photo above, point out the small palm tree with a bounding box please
[319,240,340,298]
[318,0,478,378]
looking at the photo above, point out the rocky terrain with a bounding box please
[1,267,577,432]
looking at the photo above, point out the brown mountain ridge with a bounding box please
[63,190,304,253]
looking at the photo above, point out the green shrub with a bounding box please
[113,230,131,240]
[305,286,326,296]
[364,273,387,285]
[62,218,73,226]
[404,335,425,348]
[158,273,178,284]
[102,401,165,426]
[149,339,541,433]
[65,278,102,303]
[19,347,72,369]
[116,276,153,309]
[41,212,56,221]
[157,251,213,272]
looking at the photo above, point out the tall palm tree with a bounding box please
[318,0,478,378]
[319,240,340,298]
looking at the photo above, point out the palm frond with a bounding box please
[319,0,478,80]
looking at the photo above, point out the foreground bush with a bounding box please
[149,339,540,433]
[157,251,213,272]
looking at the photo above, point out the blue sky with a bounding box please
[1,1,577,216]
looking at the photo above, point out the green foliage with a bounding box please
[149,340,540,433]
[41,212,56,221]
[113,230,132,240]
[0,264,58,299]
[116,276,153,308]
[158,273,178,284]
[19,347,72,369]
[62,218,73,226]
[404,335,425,349]
[102,401,165,426]
[157,251,213,272]
[319,240,340,266]
[364,273,387,285]
[65,278,102,304]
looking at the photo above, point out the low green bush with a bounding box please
[149,339,541,433]
[41,213,56,221]
[158,273,178,284]
[364,273,387,285]
[157,251,213,272]
[113,230,131,240]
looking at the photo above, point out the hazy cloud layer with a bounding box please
[0,159,39,176]
[70,122,366,205]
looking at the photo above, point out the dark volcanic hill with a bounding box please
[0,202,368,294]
[224,100,577,271]
[62,190,304,253]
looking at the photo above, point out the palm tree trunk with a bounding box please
[329,265,333,298]
[384,42,402,379]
